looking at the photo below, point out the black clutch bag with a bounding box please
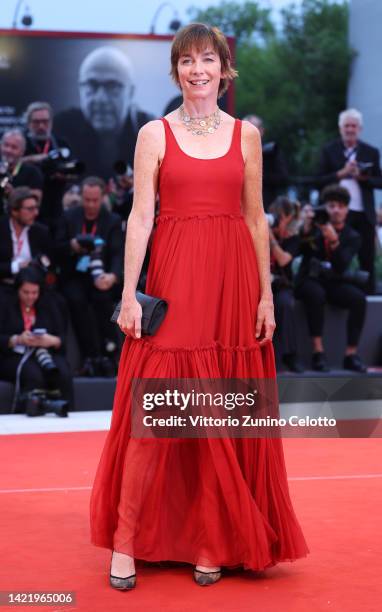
[111,291,168,336]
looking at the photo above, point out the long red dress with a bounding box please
[89,117,309,570]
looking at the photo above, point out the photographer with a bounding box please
[0,187,53,300]
[317,108,382,294]
[0,129,43,215]
[268,197,304,372]
[295,185,367,372]
[23,101,75,231]
[0,267,73,417]
[55,176,123,376]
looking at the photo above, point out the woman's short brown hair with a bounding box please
[170,23,238,98]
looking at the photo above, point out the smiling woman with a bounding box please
[89,22,309,590]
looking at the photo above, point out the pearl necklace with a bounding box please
[179,105,221,136]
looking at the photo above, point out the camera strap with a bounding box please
[11,347,34,414]
[35,139,51,155]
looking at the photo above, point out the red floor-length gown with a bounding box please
[89,117,309,570]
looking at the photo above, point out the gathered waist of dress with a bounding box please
[155,212,245,224]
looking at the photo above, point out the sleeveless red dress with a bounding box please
[89,117,309,570]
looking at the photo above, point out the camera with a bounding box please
[17,390,68,418]
[76,234,105,279]
[265,213,280,228]
[308,257,369,287]
[313,205,330,225]
[29,253,52,277]
[34,347,58,372]
[308,257,333,280]
[32,328,59,373]
[342,269,370,288]
[41,148,85,177]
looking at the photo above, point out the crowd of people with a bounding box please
[0,100,381,415]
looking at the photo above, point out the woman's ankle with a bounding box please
[111,551,135,573]
[195,564,221,572]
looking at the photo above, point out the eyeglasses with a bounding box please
[30,118,50,125]
[79,79,125,95]
[21,205,40,212]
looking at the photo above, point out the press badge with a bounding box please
[76,255,90,272]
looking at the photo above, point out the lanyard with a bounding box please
[82,221,97,236]
[35,139,51,155]
[21,303,36,331]
[11,161,22,178]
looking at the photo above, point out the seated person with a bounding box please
[294,185,367,372]
[0,129,43,215]
[0,187,53,300]
[54,176,123,377]
[0,267,73,417]
[268,196,303,372]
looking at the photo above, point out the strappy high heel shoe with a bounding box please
[193,566,222,586]
[109,551,136,590]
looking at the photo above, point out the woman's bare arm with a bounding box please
[241,120,275,343]
[118,120,164,337]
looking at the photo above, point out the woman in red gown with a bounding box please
[90,23,309,589]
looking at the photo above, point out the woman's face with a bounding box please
[177,46,223,102]
[18,282,40,308]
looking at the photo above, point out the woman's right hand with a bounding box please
[117,297,143,339]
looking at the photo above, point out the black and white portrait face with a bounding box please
[78,47,135,132]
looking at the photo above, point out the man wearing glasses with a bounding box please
[0,187,53,300]
[23,101,72,231]
[54,46,154,179]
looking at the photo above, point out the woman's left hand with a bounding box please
[255,297,276,346]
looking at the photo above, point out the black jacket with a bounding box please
[54,106,154,179]
[295,223,362,287]
[0,292,66,355]
[0,216,54,281]
[25,133,72,225]
[317,138,382,225]
[54,205,123,281]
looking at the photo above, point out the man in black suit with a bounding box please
[0,129,44,216]
[295,185,367,373]
[317,108,382,294]
[55,176,123,376]
[0,187,53,296]
[23,101,73,231]
[54,46,154,180]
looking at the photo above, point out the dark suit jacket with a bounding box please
[0,292,66,355]
[25,133,71,224]
[54,105,154,179]
[0,216,54,281]
[295,223,362,287]
[317,138,382,225]
[54,205,123,281]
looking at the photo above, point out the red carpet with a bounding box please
[1,432,381,611]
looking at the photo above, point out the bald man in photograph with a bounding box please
[54,46,154,179]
